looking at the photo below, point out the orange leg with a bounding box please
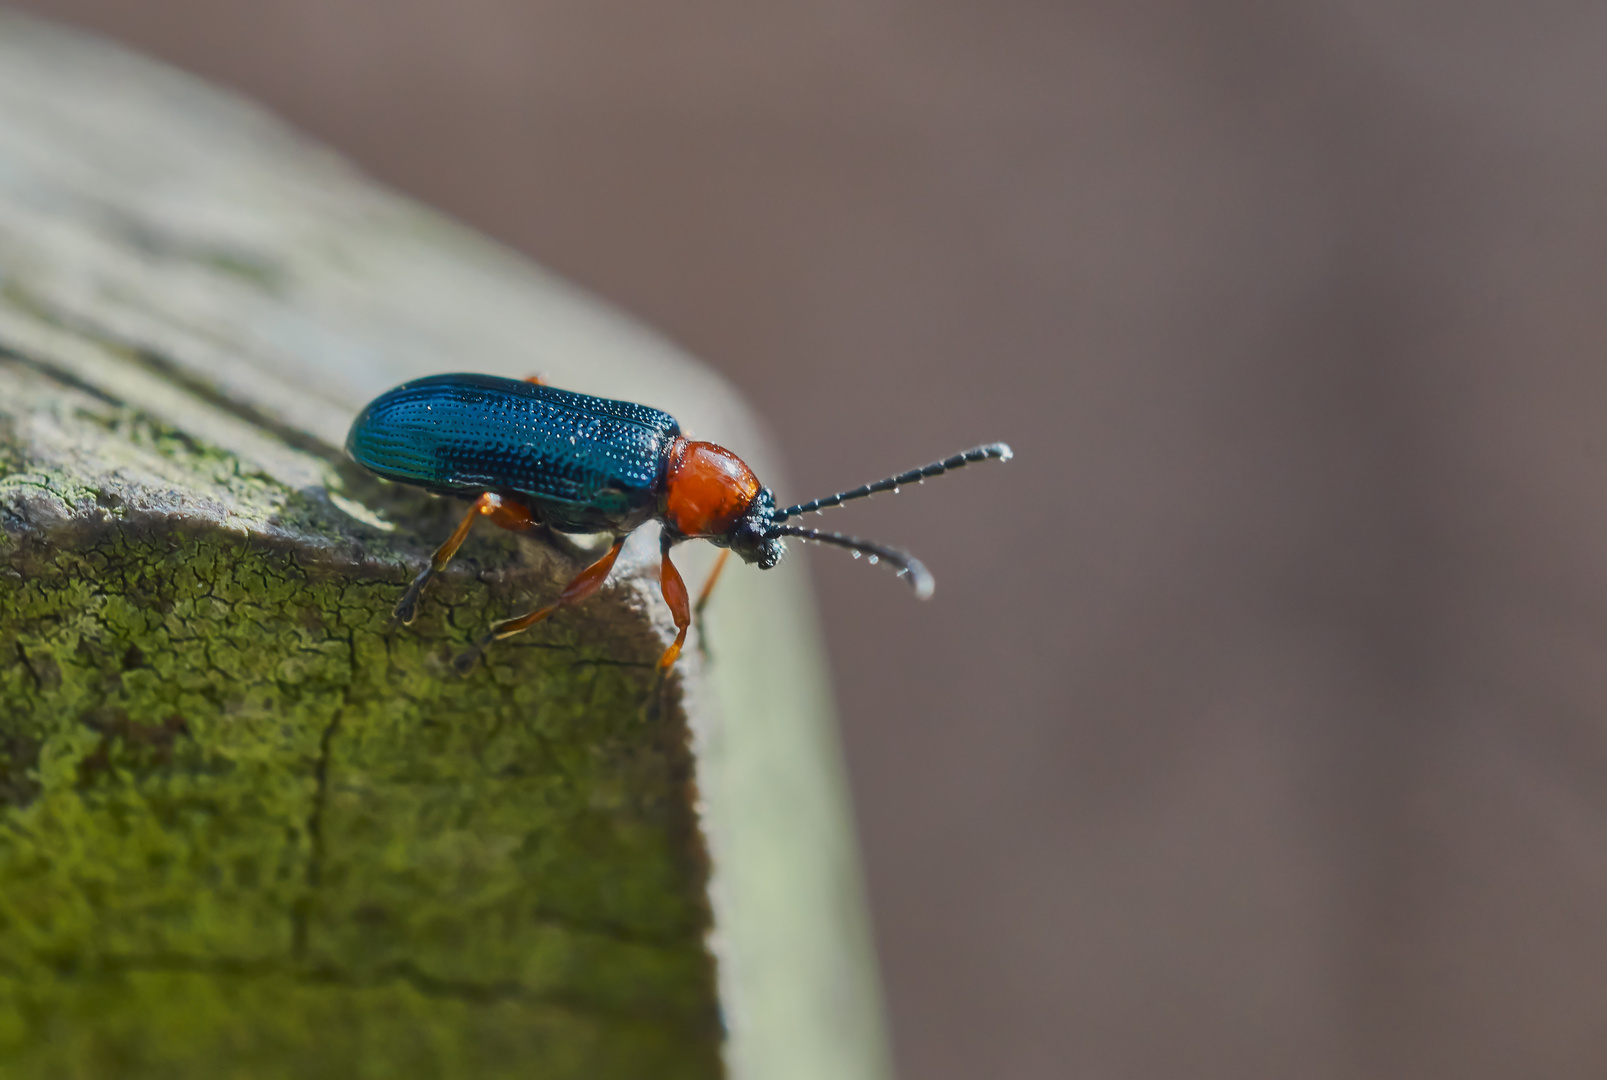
[455,536,626,672]
[394,492,530,624]
[692,548,730,660]
[657,539,692,670]
[694,549,730,621]
[523,375,547,386]
[481,494,535,531]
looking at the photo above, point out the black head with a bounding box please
[725,487,785,569]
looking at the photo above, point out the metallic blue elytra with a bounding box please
[347,369,1009,672]
[346,373,680,533]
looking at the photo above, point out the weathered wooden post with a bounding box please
[0,12,890,1079]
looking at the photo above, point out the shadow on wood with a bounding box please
[0,11,890,1080]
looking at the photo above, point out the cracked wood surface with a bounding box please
[0,12,890,1080]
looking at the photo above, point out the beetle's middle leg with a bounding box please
[454,536,626,672]
[393,492,532,624]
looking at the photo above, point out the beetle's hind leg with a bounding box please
[393,496,485,624]
[454,536,626,673]
[393,492,533,624]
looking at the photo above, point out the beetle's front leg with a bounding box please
[692,548,730,661]
[657,535,692,670]
[454,536,626,672]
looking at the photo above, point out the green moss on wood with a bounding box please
[0,18,896,1075]
[0,525,720,1079]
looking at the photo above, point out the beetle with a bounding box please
[346,372,1011,671]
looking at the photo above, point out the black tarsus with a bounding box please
[774,442,1012,521]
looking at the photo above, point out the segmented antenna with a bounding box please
[767,524,935,599]
[775,442,1013,521]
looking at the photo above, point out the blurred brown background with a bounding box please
[14,2,1607,1077]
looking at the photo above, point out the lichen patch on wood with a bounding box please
[0,521,720,1078]
[0,100,720,1078]
[0,11,895,1080]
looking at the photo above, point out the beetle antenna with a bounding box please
[775,442,1012,521]
[767,524,935,599]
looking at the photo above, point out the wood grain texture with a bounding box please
[0,12,889,1080]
